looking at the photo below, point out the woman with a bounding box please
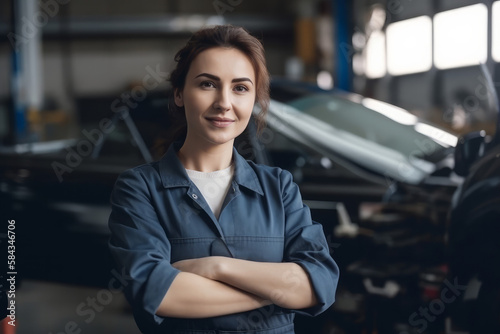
[108,25,339,334]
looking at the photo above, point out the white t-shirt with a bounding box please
[185,165,234,219]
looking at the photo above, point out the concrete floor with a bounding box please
[14,279,141,334]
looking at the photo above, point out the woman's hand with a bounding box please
[172,256,227,280]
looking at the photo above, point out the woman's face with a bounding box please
[175,47,256,147]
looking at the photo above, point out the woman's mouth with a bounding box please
[206,117,235,128]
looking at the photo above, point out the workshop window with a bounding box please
[386,16,433,76]
[365,30,387,79]
[434,3,488,69]
[493,1,500,62]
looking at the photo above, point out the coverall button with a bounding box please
[192,193,198,200]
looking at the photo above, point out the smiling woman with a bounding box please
[108,25,339,334]
[174,47,256,167]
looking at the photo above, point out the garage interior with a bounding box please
[1,0,499,333]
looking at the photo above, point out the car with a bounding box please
[256,80,462,332]
[446,67,500,333]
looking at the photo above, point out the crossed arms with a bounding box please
[156,257,318,318]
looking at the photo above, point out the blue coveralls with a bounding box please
[108,143,339,333]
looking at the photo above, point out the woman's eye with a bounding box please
[200,81,215,88]
[234,85,249,92]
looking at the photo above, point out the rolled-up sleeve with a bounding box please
[108,168,180,330]
[280,170,339,316]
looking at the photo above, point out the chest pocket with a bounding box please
[169,236,284,263]
[169,237,215,263]
[225,236,284,262]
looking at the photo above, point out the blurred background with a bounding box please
[1,0,500,333]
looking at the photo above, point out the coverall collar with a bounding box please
[159,142,264,196]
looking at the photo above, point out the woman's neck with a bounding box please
[178,138,234,172]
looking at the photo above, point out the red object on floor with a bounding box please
[0,318,16,334]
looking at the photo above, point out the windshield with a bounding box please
[287,94,452,162]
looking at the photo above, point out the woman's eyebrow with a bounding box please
[232,77,254,85]
[194,73,253,85]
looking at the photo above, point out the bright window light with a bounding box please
[414,123,458,147]
[386,16,432,75]
[362,98,418,125]
[353,53,365,75]
[317,71,334,90]
[434,4,488,69]
[365,30,386,79]
[493,1,500,62]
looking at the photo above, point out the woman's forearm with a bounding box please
[156,272,271,318]
[215,258,318,310]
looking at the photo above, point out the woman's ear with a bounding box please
[174,89,184,107]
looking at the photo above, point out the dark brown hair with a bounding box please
[154,25,270,157]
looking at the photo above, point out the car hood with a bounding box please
[262,100,439,185]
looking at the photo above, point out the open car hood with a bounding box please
[262,100,443,185]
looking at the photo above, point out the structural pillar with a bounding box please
[334,0,351,91]
[10,0,43,143]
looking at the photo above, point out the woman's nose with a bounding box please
[213,88,231,112]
